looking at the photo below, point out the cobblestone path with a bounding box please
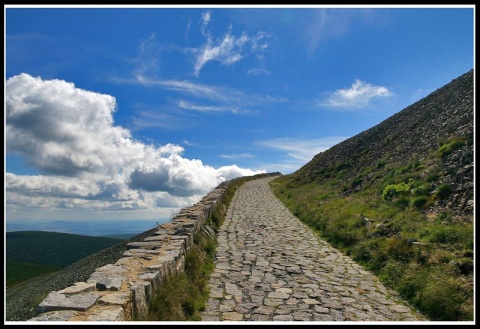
[201,176,426,322]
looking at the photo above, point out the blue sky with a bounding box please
[4,5,474,229]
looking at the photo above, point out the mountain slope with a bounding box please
[271,69,474,321]
[294,69,473,222]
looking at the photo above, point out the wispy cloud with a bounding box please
[130,107,197,131]
[201,11,211,36]
[183,140,201,147]
[185,18,191,41]
[192,12,271,76]
[178,100,230,113]
[319,80,392,110]
[194,30,248,76]
[113,75,284,111]
[220,153,255,159]
[257,136,349,162]
[133,33,161,78]
[305,9,375,57]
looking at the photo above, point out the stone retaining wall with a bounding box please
[27,172,280,322]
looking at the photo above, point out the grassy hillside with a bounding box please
[270,71,473,321]
[6,231,123,286]
[6,260,61,287]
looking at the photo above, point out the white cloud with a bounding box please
[133,33,161,78]
[305,9,375,57]
[130,107,196,131]
[194,32,246,76]
[6,73,265,218]
[178,100,227,113]
[192,12,271,76]
[320,80,392,109]
[201,11,211,36]
[183,140,200,147]
[185,18,191,41]
[247,67,271,76]
[220,153,255,159]
[257,136,349,162]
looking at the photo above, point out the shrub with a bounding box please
[438,138,465,158]
[425,223,472,244]
[378,260,406,287]
[394,196,410,209]
[417,268,471,321]
[425,171,440,182]
[382,179,414,200]
[411,196,428,208]
[411,184,430,196]
[435,184,452,200]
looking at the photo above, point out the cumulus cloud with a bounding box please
[6,73,265,215]
[320,80,392,109]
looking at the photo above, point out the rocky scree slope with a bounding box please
[294,69,474,223]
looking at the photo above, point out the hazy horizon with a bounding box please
[6,218,170,237]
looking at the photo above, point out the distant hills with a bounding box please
[6,219,165,237]
[6,231,124,286]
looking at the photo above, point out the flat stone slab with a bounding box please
[123,249,161,257]
[28,310,77,321]
[57,282,96,295]
[98,292,131,306]
[38,291,100,313]
[144,235,167,241]
[127,241,162,249]
[138,271,161,285]
[87,272,125,291]
[86,306,125,321]
[95,264,129,274]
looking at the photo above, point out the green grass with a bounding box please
[144,233,216,321]
[270,159,473,321]
[6,260,61,287]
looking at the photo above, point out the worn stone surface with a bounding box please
[201,177,427,322]
[97,292,130,307]
[87,271,125,291]
[86,306,125,321]
[28,310,77,321]
[38,291,100,313]
[57,282,96,295]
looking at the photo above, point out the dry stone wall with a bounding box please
[27,172,280,322]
